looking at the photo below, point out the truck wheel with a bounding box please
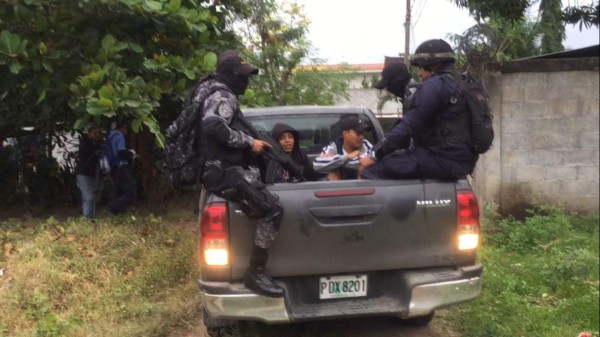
[399,311,435,327]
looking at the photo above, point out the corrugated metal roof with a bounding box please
[516,44,599,60]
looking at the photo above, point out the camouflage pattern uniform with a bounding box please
[197,77,283,249]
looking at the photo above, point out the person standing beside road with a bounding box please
[314,114,375,180]
[270,123,324,182]
[104,121,137,215]
[198,50,285,298]
[75,125,104,219]
[359,39,478,180]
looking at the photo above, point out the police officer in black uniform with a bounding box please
[198,50,284,297]
[360,39,478,180]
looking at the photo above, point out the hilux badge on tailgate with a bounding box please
[416,199,452,207]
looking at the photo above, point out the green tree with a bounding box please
[563,2,600,29]
[0,0,240,205]
[232,0,351,107]
[0,0,240,146]
[447,1,599,66]
[450,0,532,22]
[448,18,540,66]
[539,0,565,54]
[450,0,598,29]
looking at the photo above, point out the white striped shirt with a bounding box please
[313,139,374,172]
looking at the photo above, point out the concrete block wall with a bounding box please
[474,66,599,213]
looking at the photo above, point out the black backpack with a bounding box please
[446,72,494,154]
[164,80,223,187]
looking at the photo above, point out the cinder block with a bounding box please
[502,85,524,103]
[523,85,561,102]
[579,99,600,115]
[577,166,600,181]
[542,132,580,150]
[559,180,599,197]
[502,151,530,167]
[578,132,600,149]
[525,149,565,165]
[561,150,599,166]
[513,165,548,182]
[502,74,526,87]
[550,100,582,118]
[518,72,550,87]
[502,116,535,134]
[545,166,578,180]
[565,85,600,101]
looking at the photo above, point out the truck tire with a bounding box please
[399,311,435,327]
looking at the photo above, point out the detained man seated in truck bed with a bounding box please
[314,114,375,180]
[270,123,325,182]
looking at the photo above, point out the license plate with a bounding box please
[319,274,367,300]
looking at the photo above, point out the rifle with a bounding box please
[233,113,306,183]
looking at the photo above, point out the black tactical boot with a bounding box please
[244,267,284,298]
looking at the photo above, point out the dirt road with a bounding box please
[169,310,460,337]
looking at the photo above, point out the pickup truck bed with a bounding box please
[197,106,483,328]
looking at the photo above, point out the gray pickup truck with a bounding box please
[198,106,483,334]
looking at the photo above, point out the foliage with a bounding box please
[0,0,241,146]
[451,0,598,29]
[564,1,600,30]
[539,0,565,54]
[232,0,351,107]
[448,14,557,67]
[0,0,244,205]
[449,0,598,62]
[450,0,532,22]
[448,203,600,337]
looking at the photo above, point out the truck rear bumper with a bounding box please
[199,263,482,323]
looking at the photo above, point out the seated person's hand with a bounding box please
[252,139,271,154]
[357,157,375,179]
[359,156,376,169]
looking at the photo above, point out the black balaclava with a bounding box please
[215,50,258,96]
[216,72,249,96]
[386,75,411,98]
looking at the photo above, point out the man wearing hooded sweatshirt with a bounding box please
[270,123,324,182]
[197,50,284,298]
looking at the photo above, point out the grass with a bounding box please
[447,203,600,337]
[1,201,598,337]
[0,206,201,337]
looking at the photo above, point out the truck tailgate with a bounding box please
[228,179,460,280]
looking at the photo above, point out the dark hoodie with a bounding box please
[270,123,323,182]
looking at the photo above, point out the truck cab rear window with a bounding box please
[248,113,378,156]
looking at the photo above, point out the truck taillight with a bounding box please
[456,191,480,251]
[199,202,229,266]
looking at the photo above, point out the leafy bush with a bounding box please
[449,203,599,337]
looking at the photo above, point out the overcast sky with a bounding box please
[296,0,600,64]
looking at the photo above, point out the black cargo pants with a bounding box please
[202,165,283,249]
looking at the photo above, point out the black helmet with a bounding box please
[410,39,455,67]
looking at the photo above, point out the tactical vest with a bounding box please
[198,81,256,169]
[413,72,471,148]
